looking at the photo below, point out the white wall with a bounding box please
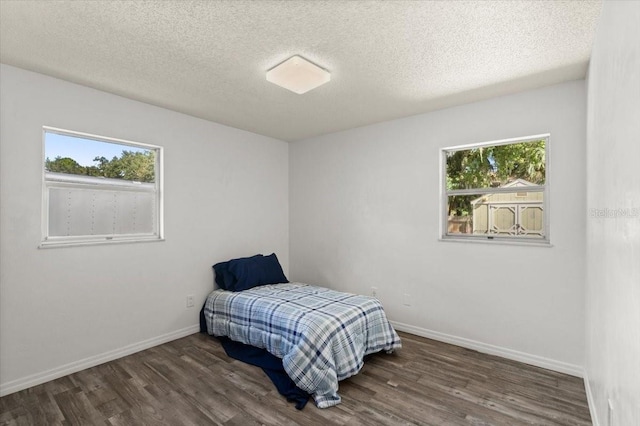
[290,81,586,373]
[585,1,640,425]
[0,64,289,394]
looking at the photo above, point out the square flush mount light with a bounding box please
[266,55,330,94]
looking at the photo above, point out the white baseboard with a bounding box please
[583,371,599,426]
[391,321,584,378]
[0,324,200,397]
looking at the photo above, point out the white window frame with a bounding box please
[40,126,164,248]
[440,134,550,245]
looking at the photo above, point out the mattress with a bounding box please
[203,282,401,408]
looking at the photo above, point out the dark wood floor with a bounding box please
[0,331,592,425]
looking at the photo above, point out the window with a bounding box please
[441,134,549,244]
[41,127,163,247]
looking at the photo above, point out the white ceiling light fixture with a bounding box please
[266,55,330,94]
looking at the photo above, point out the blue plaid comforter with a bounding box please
[203,283,401,408]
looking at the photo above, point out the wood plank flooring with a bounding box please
[0,331,592,425]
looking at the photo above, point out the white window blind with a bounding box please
[47,174,156,237]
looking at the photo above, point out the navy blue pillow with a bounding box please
[213,254,263,290]
[257,253,288,285]
[226,253,288,292]
[212,261,229,289]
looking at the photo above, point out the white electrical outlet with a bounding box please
[371,287,378,298]
[186,295,195,308]
[403,293,411,306]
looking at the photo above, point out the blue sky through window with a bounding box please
[45,132,148,167]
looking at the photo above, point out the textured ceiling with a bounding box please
[0,1,601,142]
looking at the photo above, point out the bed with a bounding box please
[203,254,401,408]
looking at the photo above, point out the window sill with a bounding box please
[439,236,552,247]
[39,236,165,249]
